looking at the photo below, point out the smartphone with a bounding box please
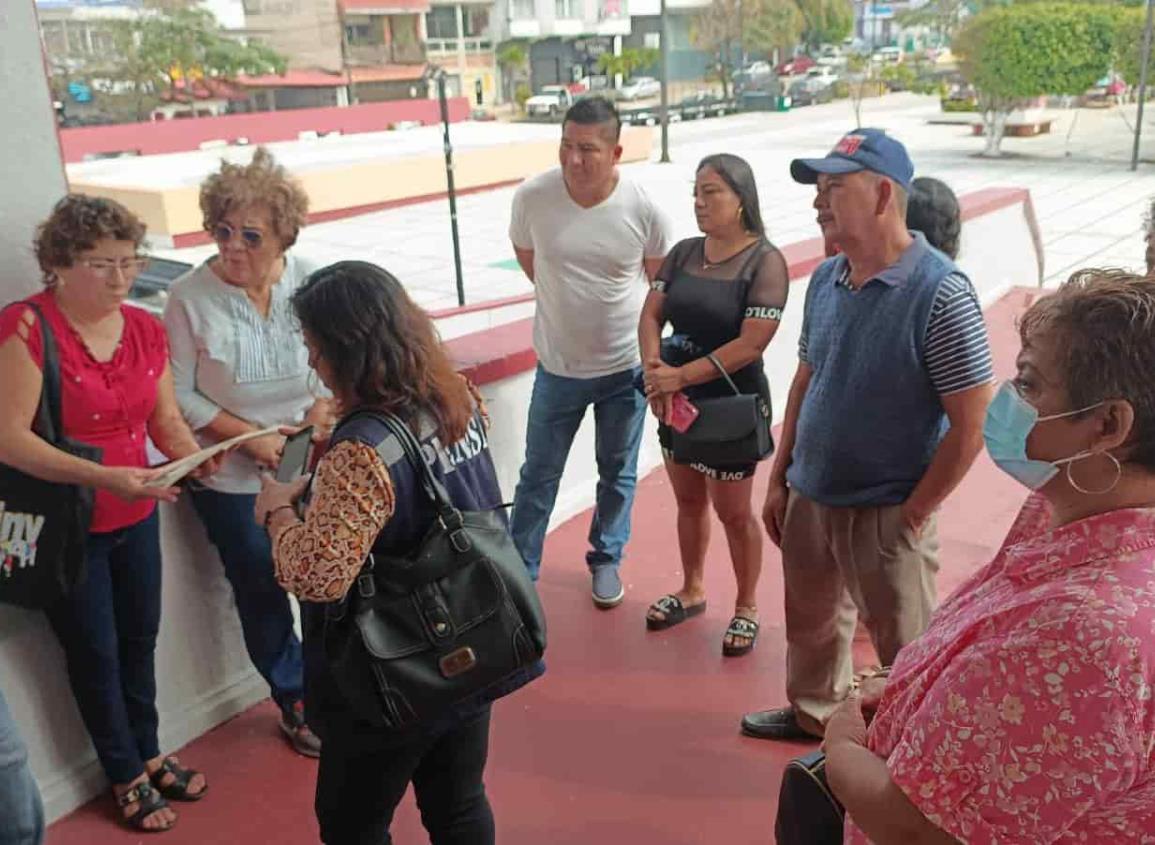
[669,392,700,434]
[276,426,314,483]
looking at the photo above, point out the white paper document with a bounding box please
[146,426,281,487]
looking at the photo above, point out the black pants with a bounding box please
[315,706,495,845]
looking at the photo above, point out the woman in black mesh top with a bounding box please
[638,153,789,656]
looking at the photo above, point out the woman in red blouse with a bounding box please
[0,196,213,833]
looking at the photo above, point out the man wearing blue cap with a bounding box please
[742,129,995,741]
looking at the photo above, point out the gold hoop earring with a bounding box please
[1066,452,1122,495]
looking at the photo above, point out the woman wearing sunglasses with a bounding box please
[163,148,333,758]
[0,195,212,832]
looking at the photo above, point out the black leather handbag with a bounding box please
[0,303,100,609]
[323,411,547,730]
[774,750,845,845]
[670,353,773,467]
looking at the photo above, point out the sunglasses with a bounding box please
[79,257,150,279]
[213,223,265,249]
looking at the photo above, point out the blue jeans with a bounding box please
[189,486,304,711]
[0,688,44,845]
[510,364,646,579]
[46,510,163,784]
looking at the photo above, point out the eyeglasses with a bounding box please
[213,223,265,249]
[78,257,149,279]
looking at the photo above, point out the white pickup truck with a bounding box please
[525,85,574,118]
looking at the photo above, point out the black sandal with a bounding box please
[115,781,174,832]
[646,594,706,631]
[149,756,207,802]
[722,615,759,657]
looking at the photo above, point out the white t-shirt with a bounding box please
[509,168,673,378]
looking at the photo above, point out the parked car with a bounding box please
[816,45,846,68]
[678,91,733,120]
[733,63,774,95]
[525,85,573,117]
[788,77,835,107]
[775,55,816,76]
[619,76,661,101]
[871,46,903,66]
[805,66,838,87]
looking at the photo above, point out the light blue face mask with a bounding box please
[983,381,1104,490]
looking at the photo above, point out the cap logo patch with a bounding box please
[834,134,866,155]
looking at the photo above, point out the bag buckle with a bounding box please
[357,572,376,598]
[438,646,477,679]
[449,528,471,553]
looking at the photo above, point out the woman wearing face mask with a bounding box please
[821,269,1155,844]
[638,153,788,656]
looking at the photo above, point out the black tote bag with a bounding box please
[0,302,100,609]
[323,410,546,730]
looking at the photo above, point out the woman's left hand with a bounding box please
[644,361,685,396]
[302,399,337,449]
[254,473,310,527]
[823,693,869,753]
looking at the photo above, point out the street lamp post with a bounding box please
[1132,0,1155,172]
[659,0,670,163]
[436,71,467,306]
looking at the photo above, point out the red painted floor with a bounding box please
[47,290,1035,844]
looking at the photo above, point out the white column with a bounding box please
[455,3,467,73]
[0,0,67,305]
[613,33,622,89]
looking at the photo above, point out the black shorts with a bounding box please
[657,424,759,481]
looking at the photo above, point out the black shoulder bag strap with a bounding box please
[331,410,471,616]
[705,353,741,397]
[23,302,65,444]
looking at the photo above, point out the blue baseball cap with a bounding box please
[790,128,914,192]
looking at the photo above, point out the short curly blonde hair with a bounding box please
[35,194,146,286]
[199,147,309,250]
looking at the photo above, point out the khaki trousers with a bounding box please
[782,490,939,735]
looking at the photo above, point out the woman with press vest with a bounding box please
[254,261,543,844]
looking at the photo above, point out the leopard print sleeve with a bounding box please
[271,439,395,602]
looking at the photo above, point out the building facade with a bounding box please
[425,0,499,105]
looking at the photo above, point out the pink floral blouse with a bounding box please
[845,494,1155,844]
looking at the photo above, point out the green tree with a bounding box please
[100,8,284,110]
[955,3,1118,155]
[597,47,661,80]
[900,0,1144,47]
[691,0,804,98]
[844,53,879,127]
[497,40,529,105]
[1112,5,1149,85]
[795,0,853,52]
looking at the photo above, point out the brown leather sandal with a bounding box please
[115,781,174,832]
[149,756,207,802]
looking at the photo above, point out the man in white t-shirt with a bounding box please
[509,97,673,608]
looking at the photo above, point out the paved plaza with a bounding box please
[156,93,1155,311]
